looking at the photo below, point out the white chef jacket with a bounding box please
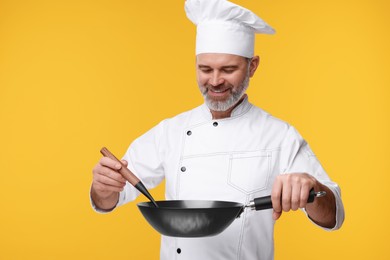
[95,96,344,260]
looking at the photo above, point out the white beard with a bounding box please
[199,70,250,112]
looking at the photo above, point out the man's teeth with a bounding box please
[211,89,226,93]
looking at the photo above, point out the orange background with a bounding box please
[1,0,389,259]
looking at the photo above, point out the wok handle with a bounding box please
[249,189,326,211]
[100,147,159,207]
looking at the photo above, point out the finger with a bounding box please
[299,184,312,208]
[103,167,127,183]
[281,182,292,212]
[273,210,282,221]
[100,157,123,171]
[96,174,127,188]
[271,176,283,215]
[291,184,301,211]
[93,181,125,193]
[93,164,126,183]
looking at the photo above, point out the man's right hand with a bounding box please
[90,157,128,210]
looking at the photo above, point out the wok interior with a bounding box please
[137,200,244,237]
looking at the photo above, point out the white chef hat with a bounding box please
[185,0,275,58]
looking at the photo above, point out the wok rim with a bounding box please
[137,200,244,210]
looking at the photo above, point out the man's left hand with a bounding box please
[271,173,336,228]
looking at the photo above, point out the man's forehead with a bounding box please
[196,53,247,66]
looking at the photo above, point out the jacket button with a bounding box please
[187,130,192,136]
[181,166,186,172]
[213,122,218,127]
[177,248,181,254]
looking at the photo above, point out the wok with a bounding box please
[100,147,326,237]
[138,189,324,237]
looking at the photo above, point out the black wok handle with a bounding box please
[250,189,325,211]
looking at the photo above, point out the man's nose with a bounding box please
[209,72,224,86]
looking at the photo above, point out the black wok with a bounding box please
[100,147,326,238]
[137,190,324,237]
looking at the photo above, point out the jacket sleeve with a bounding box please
[280,126,345,231]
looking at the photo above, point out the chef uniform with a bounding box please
[92,0,345,259]
[115,95,344,260]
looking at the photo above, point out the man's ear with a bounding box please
[249,56,260,77]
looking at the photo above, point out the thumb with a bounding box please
[121,159,128,167]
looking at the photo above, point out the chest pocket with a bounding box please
[228,150,272,194]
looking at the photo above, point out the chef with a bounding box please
[90,0,345,259]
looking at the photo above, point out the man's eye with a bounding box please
[223,69,235,74]
[201,69,212,73]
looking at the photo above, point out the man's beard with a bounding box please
[198,71,250,112]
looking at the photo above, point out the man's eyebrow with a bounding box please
[221,65,239,69]
[198,65,211,68]
[197,65,239,69]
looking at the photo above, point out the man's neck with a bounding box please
[210,95,246,120]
